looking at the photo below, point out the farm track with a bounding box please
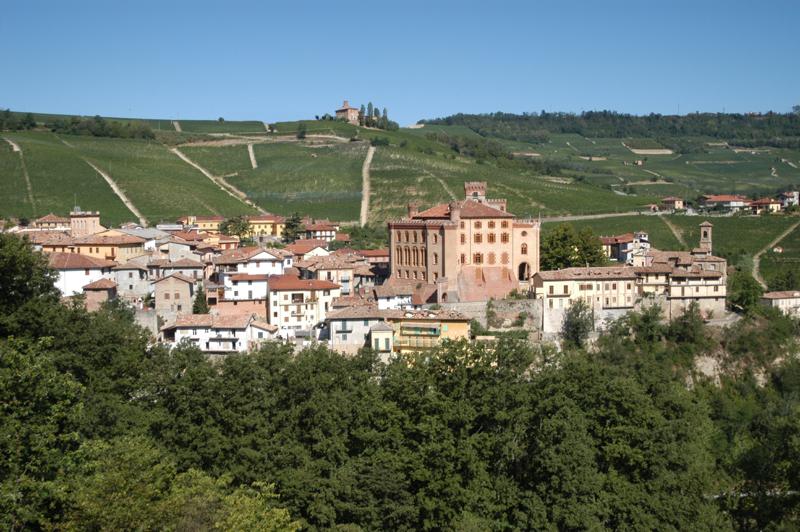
[4,137,37,216]
[658,214,687,248]
[752,220,800,289]
[170,147,266,214]
[435,178,457,200]
[172,120,182,132]
[360,146,375,226]
[247,143,258,169]
[542,211,659,223]
[84,159,148,227]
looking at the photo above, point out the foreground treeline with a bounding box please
[422,110,800,145]
[1,233,799,531]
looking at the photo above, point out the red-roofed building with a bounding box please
[160,313,278,354]
[335,100,359,125]
[701,194,751,212]
[387,182,540,302]
[749,197,782,215]
[661,196,684,210]
[48,252,117,296]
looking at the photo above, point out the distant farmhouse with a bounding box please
[335,100,359,125]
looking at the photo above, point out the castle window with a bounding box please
[432,233,438,244]
[488,221,495,229]
[501,221,508,229]
[412,232,417,243]
[474,233,482,244]
[501,252,509,265]
[460,253,466,264]
[521,243,528,255]
[404,231,409,242]
[474,221,482,229]
[521,231,528,237]
[488,252,496,265]
[501,233,509,243]
[488,233,496,244]
[460,221,465,229]
[433,253,438,265]
[473,253,483,264]
[460,234,466,244]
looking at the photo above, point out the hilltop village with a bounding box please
[6,180,799,356]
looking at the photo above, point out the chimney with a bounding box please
[407,201,419,218]
[449,201,461,222]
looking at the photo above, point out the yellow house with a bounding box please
[387,309,470,353]
[247,214,286,238]
[178,215,225,233]
[40,229,147,262]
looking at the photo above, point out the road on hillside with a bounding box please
[752,220,800,289]
[359,145,375,226]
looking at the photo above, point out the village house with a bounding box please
[82,278,118,312]
[387,181,540,302]
[303,221,339,242]
[266,275,341,337]
[69,208,105,237]
[295,252,376,295]
[160,314,278,355]
[749,198,782,215]
[388,308,471,354]
[177,215,225,233]
[661,196,685,211]
[335,100,360,125]
[700,194,751,212]
[246,214,285,239]
[213,246,293,279]
[285,239,330,261]
[373,283,414,310]
[31,213,71,231]
[760,291,800,317]
[325,306,395,357]
[111,263,150,303]
[600,231,650,264]
[148,257,205,280]
[152,273,196,320]
[223,273,269,301]
[779,191,799,208]
[48,252,116,296]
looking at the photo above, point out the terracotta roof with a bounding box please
[247,214,285,223]
[82,278,118,290]
[162,314,213,329]
[149,258,204,268]
[762,291,800,300]
[669,269,723,279]
[662,196,683,202]
[25,231,74,245]
[357,248,389,258]
[600,233,634,245]
[48,252,117,270]
[702,194,750,203]
[326,305,390,320]
[331,293,372,308]
[411,284,438,306]
[213,246,278,265]
[229,273,269,282]
[751,198,781,206]
[374,283,414,298]
[267,275,340,291]
[536,266,637,281]
[34,213,70,224]
[251,320,278,332]
[305,223,337,231]
[112,263,148,271]
[413,199,515,220]
[370,322,394,332]
[152,273,196,284]
[285,241,328,255]
[162,313,266,331]
[334,233,350,242]
[73,234,146,245]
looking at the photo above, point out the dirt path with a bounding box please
[435,177,457,200]
[752,220,800,289]
[359,145,376,226]
[84,159,148,226]
[565,141,580,152]
[781,158,798,169]
[658,214,687,248]
[770,166,778,177]
[247,143,258,169]
[170,147,266,214]
[4,137,37,216]
[172,120,182,132]
[542,210,660,223]
[54,134,74,148]
[640,169,664,180]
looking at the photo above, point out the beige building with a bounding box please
[31,213,70,231]
[247,214,285,239]
[295,252,375,295]
[177,215,225,233]
[387,182,540,302]
[335,100,359,125]
[760,291,800,316]
[70,209,105,237]
[266,275,341,337]
[661,196,685,210]
[153,273,196,319]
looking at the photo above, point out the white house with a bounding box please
[213,246,293,278]
[373,283,414,309]
[325,305,395,357]
[760,291,800,317]
[111,263,151,303]
[779,191,799,208]
[266,275,341,337]
[48,252,116,296]
[160,314,278,354]
[223,273,269,301]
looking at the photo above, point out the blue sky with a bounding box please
[1,0,798,125]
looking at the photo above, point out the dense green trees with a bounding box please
[0,109,36,131]
[1,233,799,529]
[219,215,251,241]
[282,212,304,243]
[48,115,155,139]
[540,223,607,270]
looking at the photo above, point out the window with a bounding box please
[521,243,528,255]
[234,291,239,297]
[177,305,182,311]
[460,221,465,229]
[474,233,482,244]
[488,221,495,229]
[128,272,133,279]
[404,231,409,242]
[563,285,568,294]
[460,253,466,264]
[85,269,90,275]
[549,299,553,309]
[128,285,133,290]
[488,252,496,265]
[273,311,278,317]
[548,286,554,295]
[612,283,617,290]
[433,253,439,265]
[604,283,609,290]
[714,286,719,292]
[473,253,483,264]
[501,252,509,265]
[501,221,508,228]
[460,234,466,244]
[626,283,631,290]
[432,234,438,244]
[258,331,264,339]
[164,293,170,300]
[474,221,482,229]
[488,233,496,244]
[412,232,417,243]
[500,233,509,244]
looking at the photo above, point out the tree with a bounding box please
[282,212,303,243]
[220,215,251,241]
[793,104,800,115]
[367,102,374,120]
[296,122,307,140]
[561,299,593,349]
[359,105,366,126]
[728,269,763,314]
[0,233,59,316]
[541,224,606,270]
[193,284,209,314]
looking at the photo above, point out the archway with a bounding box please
[518,262,530,281]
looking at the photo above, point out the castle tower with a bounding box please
[464,181,487,202]
[699,221,713,252]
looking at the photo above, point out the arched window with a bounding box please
[501,221,508,229]
[473,253,483,264]
[488,221,495,229]
[474,233,482,244]
[521,243,528,255]
[412,232,417,243]
[488,233,496,244]
[474,221,482,229]
[433,252,439,265]
[432,233,438,244]
[488,252,496,265]
[501,252,509,265]
[405,247,411,264]
[501,233,509,243]
[404,231,409,243]
[413,249,418,266]
[395,246,402,264]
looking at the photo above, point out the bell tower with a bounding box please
[699,221,713,253]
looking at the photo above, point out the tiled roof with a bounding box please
[536,266,638,281]
[213,246,275,265]
[73,234,146,245]
[247,214,285,223]
[149,258,204,268]
[162,313,266,331]
[82,278,118,290]
[357,248,389,257]
[751,198,781,205]
[600,233,634,245]
[370,322,394,332]
[48,252,117,270]
[267,275,340,291]
[305,223,337,231]
[34,213,70,224]
[413,199,515,219]
[152,273,196,284]
[229,273,269,282]
[702,194,750,203]
[662,196,683,202]
[762,291,800,299]
[25,231,74,245]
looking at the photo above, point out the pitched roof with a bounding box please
[267,275,340,291]
[73,234,146,245]
[34,213,70,224]
[600,233,634,245]
[48,252,117,270]
[761,291,800,300]
[229,273,269,282]
[413,199,515,220]
[82,278,118,290]
[247,214,286,223]
[535,266,638,281]
[662,196,683,202]
[357,248,389,258]
[702,194,750,203]
[152,273,196,284]
[751,197,781,206]
[213,246,278,265]
[149,258,204,268]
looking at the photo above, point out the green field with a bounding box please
[180,144,253,176]
[3,132,133,225]
[228,141,367,220]
[759,223,800,289]
[0,140,32,218]
[64,135,257,223]
[543,215,682,251]
[177,120,266,134]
